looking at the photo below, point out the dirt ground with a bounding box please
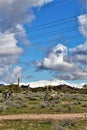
[0,113,87,120]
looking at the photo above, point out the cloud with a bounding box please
[78,14,87,37]
[68,14,87,65]
[54,68,87,80]
[0,31,23,56]
[69,41,87,65]
[3,66,22,83]
[0,0,53,45]
[0,64,22,83]
[36,44,77,72]
[35,14,87,80]
[0,0,53,83]
[36,42,87,80]
[0,31,23,83]
[0,0,53,31]
[14,24,32,46]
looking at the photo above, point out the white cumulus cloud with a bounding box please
[35,14,87,80]
[78,14,87,37]
[0,0,53,83]
[3,66,22,83]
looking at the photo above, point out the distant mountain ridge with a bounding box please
[20,79,85,88]
[0,84,5,86]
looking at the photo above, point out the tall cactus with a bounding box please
[18,77,20,87]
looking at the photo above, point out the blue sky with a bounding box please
[0,0,87,85]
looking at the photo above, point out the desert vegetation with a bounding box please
[0,118,87,130]
[0,84,87,129]
[0,84,87,115]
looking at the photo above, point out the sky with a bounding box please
[0,0,87,87]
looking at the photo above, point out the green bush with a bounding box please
[7,84,22,93]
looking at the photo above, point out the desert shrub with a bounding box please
[67,105,73,112]
[4,100,13,106]
[62,102,71,108]
[12,101,27,108]
[82,104,87,107]
[45,119,52,125]
[4,100,18,108]
[13,93,27,101]
[39,102,48,108]
[51,123,68,130]
[0,105,3,112]
[11,103,20,108]
[74,101,81,105]
[55,105,62,112]
[0,96,4,102]
[50,99,59,104]
[0,86,5,93]
[19,101,27,107]
[8,84,22,93]
[15,95,25,101]
[3,97,27,109]
[59,119,76,127]
[0,105,8,112]
[29,96,39,100]
[25,93,39,100]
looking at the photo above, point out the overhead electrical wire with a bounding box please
[0,34,84,45]
[0,6,85,44]
[29,25,79,38]
[0,15,80,39]
[1,14,86,40]
[26,16,77,31]
[0,24,78,41]
[0,23,86,42]
[29,24,87,39]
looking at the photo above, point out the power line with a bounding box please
[0,14,77,33]
[0,13,86,40]
[1,14,86,39]
[26,14,87,32]
[28,24,87,39]
[0,15,79,39]
[0,15,78,39]
[0,34,84,45]
[27,15,77,31]
[0,23,86,42]
[1,10,86,37]
[29,25,78,38]
[32,35,84,44]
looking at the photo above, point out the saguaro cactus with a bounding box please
[18,77,20,87]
